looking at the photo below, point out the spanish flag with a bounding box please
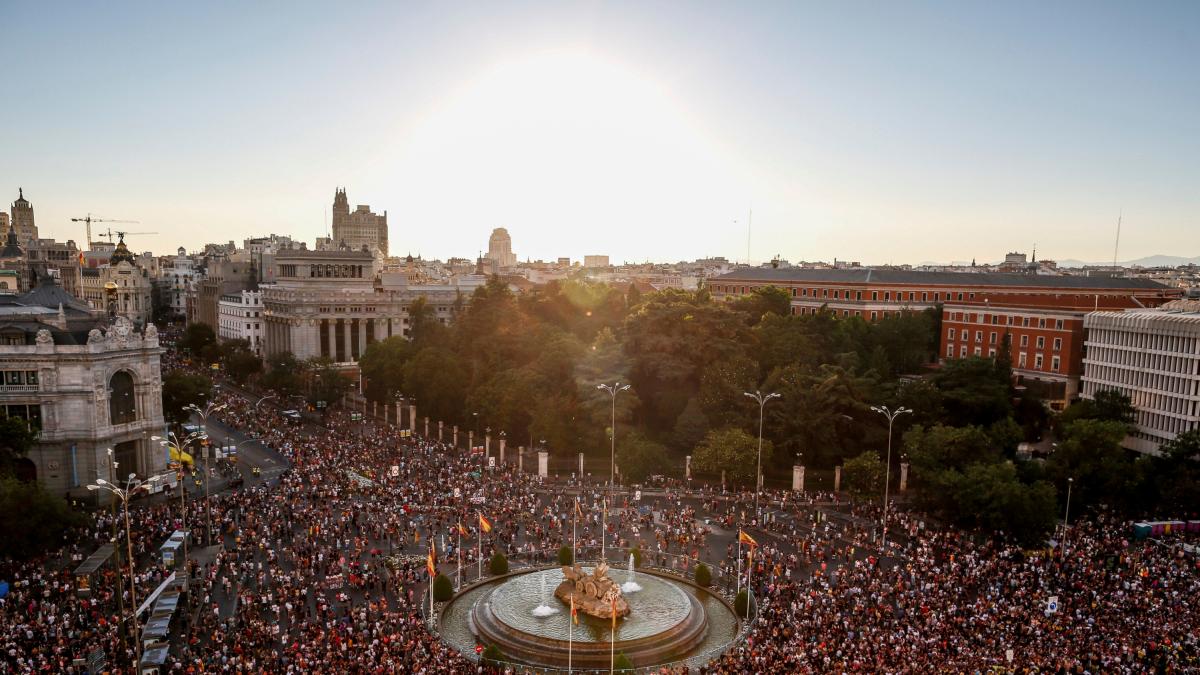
[571,596,579,624]
[479,513,493,534]
[611,595,618,630]
[738,529,758,548]
[427,543,437,578]
[575,497,584,519]
[457,522,468,537]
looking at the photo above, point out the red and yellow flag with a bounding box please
[611,595,618,629]
[427,543,437,578]
[456,522,468,537]
[571,597,579,625]
[479,513,493,533]
[575,497,584,519]
[738,529,758,548]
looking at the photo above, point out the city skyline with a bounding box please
[4,1,1198,264]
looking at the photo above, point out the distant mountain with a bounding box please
[1055,255,1200,268]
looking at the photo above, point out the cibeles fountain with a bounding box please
[438,558,741,670]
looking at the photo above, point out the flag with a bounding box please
[571,597,578,624]
[77,251,85,265]
[575,497,584,519]
[427,543,437,578]
[738,529,758,548]
[479,513,493,533]
[456,522,468,537]
[611,595,617,629]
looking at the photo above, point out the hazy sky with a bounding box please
[3,1,1197,264]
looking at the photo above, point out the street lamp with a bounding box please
[869,405,911,551]
[185,401,228,547]
[597,382,630,564]
[743,390,781,516]
[88,472,161,673]
[1062,477,1074,556]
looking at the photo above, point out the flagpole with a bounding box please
[456,529,462,590]
[746,547,754,615]
[736,534,742,596]
[602,497,607,563]
[573,496,578,564]
[478,516,483,580]
[568,598,574,674]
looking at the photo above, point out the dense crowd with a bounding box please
[2,341,1199,672]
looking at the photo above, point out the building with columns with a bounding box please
[261,249,462,362]
[0,281,165,498]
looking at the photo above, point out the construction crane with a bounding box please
[71,214,140,248]
[97,228,158,244]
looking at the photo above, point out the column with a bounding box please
[498,437,505,466]
[409,405,416,431]
[834,465,843,492]
[342,319,352,362]
[452,425,458,447]
[438,420,444,442]
[685,455,692,480]
[792,465,805,492]
[396,402,402,428]
[485,432,491,464]
[537,451,549,478]
[424,417,429,437]
[468,431,474,453]
[518,447,524,473]
[899,462,910,492]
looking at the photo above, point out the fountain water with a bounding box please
[621,553,642,593]
[531,571,559,617]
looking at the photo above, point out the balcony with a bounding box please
[0,383,39,393]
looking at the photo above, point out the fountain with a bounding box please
[531,570,559,617]
[621,553,643,594]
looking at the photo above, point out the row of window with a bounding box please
[720,285,977,303]
[946,345,1062,372]
[947,329,1063,351]
[0,404,42,427]
[1084,356,1200,399]
[2,370,39,386]
[947,312,1066,330]
[792,306,908,320]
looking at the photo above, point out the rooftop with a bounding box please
[714,267,1171,290]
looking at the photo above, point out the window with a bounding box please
[975,331,983,343]
[109,371,137,425]
[948,328,956,340]
[959,345,967,357]
[1036,336,1045,349]
[1053,338,1062,351]
[974,347,982,356]
[1020,335,1029,347]
[946,345,954,357]
[1038,318,1046,328]
[989,332,997,344]
[1018,352,1027,368]
[1051,356,1061,372]
[988,348,997,358]
[1034,354,1044,369]
[872,291,878,301]
[1055,319,1064,330]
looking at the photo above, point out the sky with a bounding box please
[2,1,1197,265]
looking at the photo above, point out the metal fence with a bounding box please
[424,547,757,674]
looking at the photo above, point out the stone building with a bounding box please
[190,254,257,328]
[78,235,154,326]
[10,188,37,242]
[0,280,165,496]
[261,249,460,361]
[331,188,389,255]
[157,247,201,319]
[487,227,517,268]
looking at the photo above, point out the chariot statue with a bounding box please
[554,561,631,619]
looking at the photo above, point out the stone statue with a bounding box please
[87,328,104,344]
[35,329,53,345]
[144,323,158,340]
[554,561,631,619]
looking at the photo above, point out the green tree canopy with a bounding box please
[842,450,885,497]
[162,371,212,426]
[0,417,38,477]
[692,427,771,485]
[180,322,216,354]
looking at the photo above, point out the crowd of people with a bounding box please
[2,339,1199,673]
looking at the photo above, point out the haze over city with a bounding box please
[4,1,1198,264]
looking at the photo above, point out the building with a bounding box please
[0,280,165,497]
[1081,299,1200,455]
[712,268,1180,406]
[217,289,264,353]
[261,249,461,362]
[190,255,258,328]
[10,188,37,242]
[331,188,388,255]
[78,235,154,325]
[584,255,610,269]
[486,228,517,268]
[25,237,84,297]
[157,247,201,320]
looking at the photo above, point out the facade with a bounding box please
[261,250,461,362]
[158,247,201,319]
[331,188,389,255]
[713,268,1180,406]
[217,289,264,353]
[584,255,610,268]
[0,281,165,496]
[77,237,154,326]
[25,238,84,297]
[1082,300,1200,455]
[190,255,257,328]
[10,188,37,242]
[487,227,517,268]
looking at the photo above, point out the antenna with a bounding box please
[746,208,752,266]
[1112,211,1122,270]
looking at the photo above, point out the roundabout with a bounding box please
[438,564,742,670]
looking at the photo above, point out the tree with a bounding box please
[671,397,710,453]
[1048,419,1136,512]
[734,589,753,618]
[1151,430,1200,513]
[558,546,574,565]
[222,340,262,384]
[613,653,634,671]
[480,645,506,666]
[0,476,87,559]
[261,352,303,397]
[765,363,876,468]
[919,461,1057,546]
[161,371,212,426]
[694,562,712,587]
[692,427,771,485]
[308,358,351,407]
[903,424,1001,475]
[180,322,216,354]
[842,450,885,497]
[489,551,509,575]
[1059,389,1136,428]
[615,431,672,483]
[0,417,38,477]
[730,286,791,325]
[359,336,414,403]
[432,573,454,602]
[931,357,1013,427]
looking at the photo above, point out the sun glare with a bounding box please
[387,48,750,257]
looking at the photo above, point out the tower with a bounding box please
[331,188,350,248]
[10,188,37,242]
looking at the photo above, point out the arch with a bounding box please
[109,370,138,425]
[13,457,36,482]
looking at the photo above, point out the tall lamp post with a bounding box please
[743,390,781,516]
[185,402,228,547]
[869,405,911,551]
[596,382,630,564]
[152,430,205,573]
[88,472,161,674]
[1062,477,1074,556]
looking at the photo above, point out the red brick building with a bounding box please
[711,268,1180,407]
